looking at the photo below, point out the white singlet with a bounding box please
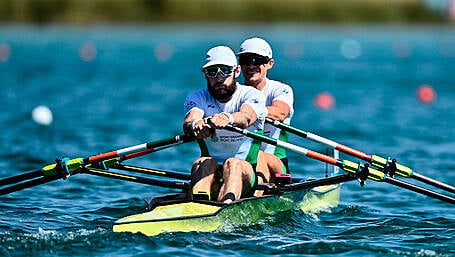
[184,83,267,165]
[261,79,294,158]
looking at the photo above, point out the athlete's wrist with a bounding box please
[220,112,234,125]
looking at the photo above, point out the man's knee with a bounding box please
[223,158,253,181]
[192,157,218,176]
[222,158,242,172]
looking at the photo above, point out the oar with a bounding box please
[225,125,455,205]
[0,170,43,187]
[265,118,455,195]
[0,135,193,195]
[258,173,357,193]
[82,168,189,190]
[0,176,61,195]
[110,164,190,180]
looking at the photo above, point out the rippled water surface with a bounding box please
[0,24,454,256]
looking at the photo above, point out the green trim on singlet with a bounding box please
[243,170,256,197]
[273,130,288,159]
[245,129,264,165]
[281,162,288,174]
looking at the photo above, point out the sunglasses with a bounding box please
[238,55,270,66]
[203,66,235,78]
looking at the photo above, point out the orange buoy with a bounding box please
[314,92,335,110]
[416,85,436,104]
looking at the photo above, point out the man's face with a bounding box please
[239,54,273,87]
[204,65,238,102]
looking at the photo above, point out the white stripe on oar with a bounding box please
[306,132,338,148]
[277,141,308,155]
[117,143,148,156]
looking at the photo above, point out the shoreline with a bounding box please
[0,0,450,24]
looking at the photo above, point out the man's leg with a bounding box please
[254,151,271,196]
[190,157,218,198]
[263,152,286,183]
[217,158,254,203]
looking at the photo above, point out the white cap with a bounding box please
[202,46,238,68]
[237,37,273,58]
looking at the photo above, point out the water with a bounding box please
[1,24,454,256]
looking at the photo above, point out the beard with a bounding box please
[207,79,237,103]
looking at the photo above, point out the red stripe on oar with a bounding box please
[335,144,371,161]
[121,149,156,161]
[306,150,339,165]
[88,151,118,163]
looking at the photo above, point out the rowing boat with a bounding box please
[113,183,341,236]
[1,121,454,237]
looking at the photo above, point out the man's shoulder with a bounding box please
[237,83,262,94]
[267,79,293,90]
[186,88,209,98]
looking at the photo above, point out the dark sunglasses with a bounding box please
[238,55,270,66]
[203,66,235,78]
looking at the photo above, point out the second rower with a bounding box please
[237,37,295,184]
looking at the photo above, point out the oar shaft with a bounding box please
[0,134,194,196]
[0,176,60,196]
[113,164,190,180]
[83,168,189,190]
[265,118,371,161]
[0,170,43,187]
[85,135,191,164]
[226,124,455,205]
[411,173,455,195]
[385,177,455,204]
[278,141,339,165]
[227,125,341,167]
[266,119,455,195]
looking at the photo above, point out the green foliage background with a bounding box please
[0,0,447,23]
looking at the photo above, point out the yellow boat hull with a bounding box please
[113,184,341,236]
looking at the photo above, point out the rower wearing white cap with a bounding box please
[183,45,267,203]
[237,37,295,186]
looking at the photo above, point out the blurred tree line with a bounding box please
[0,0,447,23]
